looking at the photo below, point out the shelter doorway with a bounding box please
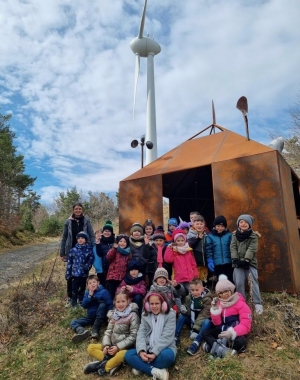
[162,165,215,228]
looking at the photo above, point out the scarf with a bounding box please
[129,236,144,249]
[112,303,132,321]
[176,242,192,255]
[151,283,174,301]
[117,246,131,256]
[219,292,239,309]
[235,228,252,242]
[211,228,229,236]
[156,246,163,267]
[190,290,207,325]
[149,313,165,352]
[124,272,145,285]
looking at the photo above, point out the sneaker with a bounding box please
[90,330,100,339]
[65,298,72,308]
[175,337,180,347]
[151,367,169,380]
[97,367,108,376]
[132,368,142,376]
[202,342,211,353]
[211,342,231,358]
[72,329,90,343]
[109,363,122,376]
[187,341,200,356]
[255,304,263,315]
[83,361,102,374]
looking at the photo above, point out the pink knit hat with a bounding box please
[172,229,187,243]
[215,274,235,293]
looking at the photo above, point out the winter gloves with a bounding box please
[180,305,188,314]
[207,258,215,272]
[232,259,250,269]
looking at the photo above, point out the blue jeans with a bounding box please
[132,294,143,316]
[125,348,175,376]
[175,315,212,343]
[70,302,107,331]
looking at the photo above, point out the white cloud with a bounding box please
[0,0,299,202]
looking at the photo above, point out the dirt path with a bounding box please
[0,238,60,291]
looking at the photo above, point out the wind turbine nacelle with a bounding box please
[130,36,161,57]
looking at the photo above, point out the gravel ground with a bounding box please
[0,238,60,291]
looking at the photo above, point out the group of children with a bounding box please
[63,211,262,379]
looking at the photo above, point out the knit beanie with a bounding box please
[178,221,190,230]
[152,229,166,241]
[168,218,178,227]
[215,274,235,294]
[172,229,187,242]
[130,222,143,235]
[127,259,141,272]
[102,220,113,233]
[153,267,169,282]
[116,234,130,247]
[156,225,164,231]
[237,214,254,228]
[76,231,88,241]
[213,215,227,228]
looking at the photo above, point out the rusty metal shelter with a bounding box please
[119,126,300,293]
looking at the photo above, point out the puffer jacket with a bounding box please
[183,288,213,332]
[206,229,232,266]
[210,293,252,339]
[164,246,198,283]
[106,247,131,281]
[102,303,140,350]
[187,229,208,267]
[81,285,113,319]
[65,243,94,279]
[230,231,260,269]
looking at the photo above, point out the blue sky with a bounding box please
[1,0,299,203]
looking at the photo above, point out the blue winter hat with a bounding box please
[168,218,178,227]
[76,231,88,241]
[237,214,254,228]
[127,259,141,272]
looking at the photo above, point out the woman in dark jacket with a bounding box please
[60,202,95,307]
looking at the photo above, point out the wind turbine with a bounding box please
[130,0,161,165]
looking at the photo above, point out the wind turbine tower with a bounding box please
[130,0,161,165]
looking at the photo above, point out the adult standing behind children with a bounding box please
[230,214,263,315]
[60,202,95,307]
[187,215,209,283]
[95,220,115,287]
[206,216,233,283]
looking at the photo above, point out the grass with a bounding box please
[1,253,300,380]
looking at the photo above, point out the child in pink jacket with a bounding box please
[164,230,198,294]
[202,274,252,358]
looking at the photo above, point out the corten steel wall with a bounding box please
[119,175,163,234]
[212,151,300,292]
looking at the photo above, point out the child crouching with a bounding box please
[84,292,140,377]
[202,274,252,358]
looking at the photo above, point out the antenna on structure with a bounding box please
[236,96,249,141]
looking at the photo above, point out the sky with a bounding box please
[1,0,300,204]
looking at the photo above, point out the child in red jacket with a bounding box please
[202,274,252,358]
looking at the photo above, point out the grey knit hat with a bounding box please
[130,222,143,235]
[215,274,235,294]
[153,267,169,282]
[237,214,254,228]
[76,231,88,241]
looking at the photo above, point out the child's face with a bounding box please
[190,284,204,298]
[102,229,112,237]
[132,230,141,238]
[156,276,167,286]
[145,225,154,236]
[215,225,226,233]
[169,224,176,231]
[182,227,189,234]
[130,269,139,278]
[193,220,205,232]
[238,220,250,231]
[154,238,165,247]
[175,236,186,247]
[149,295,162,315]
[217,289,232,301]
[115,294,130,312]
[87,278,99,291]
[118,238,127,249]
[77,237,87,245]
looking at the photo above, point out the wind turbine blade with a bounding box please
[132,53,140,137]
[138,0,148,38]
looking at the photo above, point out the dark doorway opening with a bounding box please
[162,165,215,228]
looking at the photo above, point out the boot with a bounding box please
[72,326,90,343]
[91,318,104,339]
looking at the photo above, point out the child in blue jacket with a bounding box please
[70,274,113,342]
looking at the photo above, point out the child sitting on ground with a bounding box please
[175,278,212,354]
[164,229,198,294]
[65,231,94,308]
[106,234,131,299]
[149,267,185,312]
[117,260,147,315]
[202,274,252,358]
[70,275,113,343]
[83,292,140,377]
